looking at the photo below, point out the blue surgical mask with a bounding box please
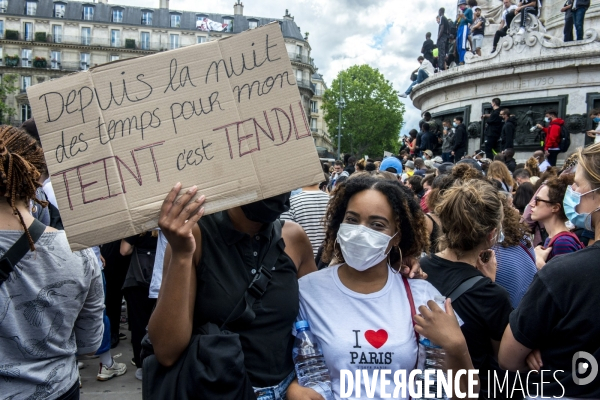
[544,117,551,123]
[563,186,600,230]
[593,117,600,123]
[453,122,458,127]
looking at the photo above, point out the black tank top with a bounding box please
[426,214,441,253]
[195,211,299,387]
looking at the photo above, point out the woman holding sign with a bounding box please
[148,186,317,398]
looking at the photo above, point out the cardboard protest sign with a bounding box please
[28,22,324,250]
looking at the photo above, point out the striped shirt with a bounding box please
[280,190,330,257]
[493,239,538,308]
[544,233,584,261]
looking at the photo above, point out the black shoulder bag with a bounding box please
[141,220,283,400]
[0,219,46,288]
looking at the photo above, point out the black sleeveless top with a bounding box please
[425,214,441,253]
[195,211,299,387]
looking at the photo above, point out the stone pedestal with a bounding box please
[411,1,599,163]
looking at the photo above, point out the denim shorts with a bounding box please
[254,370,295,400]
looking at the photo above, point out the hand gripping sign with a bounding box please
[28,23,323,250]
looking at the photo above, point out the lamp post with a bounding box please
[336,77,345,161]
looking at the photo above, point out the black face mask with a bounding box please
[240,192,291,224]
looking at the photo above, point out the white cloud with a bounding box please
[121,0,459,137]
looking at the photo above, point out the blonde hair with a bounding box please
[579,142,600,189]
[436,179,504,256]
[488,161,515,189]
[525,157,540,177]
[355,158,366,171]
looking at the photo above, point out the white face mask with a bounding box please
[337,223,396,272]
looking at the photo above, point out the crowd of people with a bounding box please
[1,109,600,399]
[400,0,592,99]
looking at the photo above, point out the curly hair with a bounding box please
[0,125,48,250]
[497,192,532,248]
[525,157,540,178]
[321,175,429,265]
[427,164,483,211]
[436,179,504,256]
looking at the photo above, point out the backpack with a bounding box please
[559,125,571,153]
[448,19,457,37]
[546,231,585,261]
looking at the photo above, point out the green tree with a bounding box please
[0,74,19,124]
[322,65,404,159]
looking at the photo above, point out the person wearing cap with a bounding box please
[380,156,403,176]
[423,149,434,160]
[470,6,486,56]
[437,162,455,175]
[402,160,416,182]
[456,0,476,65]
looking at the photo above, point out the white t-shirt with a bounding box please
[539,159,550,172]
[297,265,450,400]
[502,5,518,24]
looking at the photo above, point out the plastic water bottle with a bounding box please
[415,296,449,400]
[293,321,334,400]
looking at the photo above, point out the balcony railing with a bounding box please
[314,89,325,96]
[288,52,315,67]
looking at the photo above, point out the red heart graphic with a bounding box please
[364,329,388,349]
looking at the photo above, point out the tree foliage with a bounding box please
[322,65,404,158]
[0,74,19,124]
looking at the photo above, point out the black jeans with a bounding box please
[519,7,537,27]
[564,12,574,42]
[124,286,156,366]
[547,150,561,166]
[57,381,79,400]
[101,241,131,345]
[484,134,501,159]
[437,36,448,70]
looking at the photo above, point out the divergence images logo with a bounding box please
[572,351,598,386]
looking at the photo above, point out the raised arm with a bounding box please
[148,183,205,367]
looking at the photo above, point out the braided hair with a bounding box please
[0,125,48,250]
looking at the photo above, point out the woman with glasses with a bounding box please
[499,142,600,398]
[529,175,584,269]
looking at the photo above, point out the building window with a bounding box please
[54,3,65,18]
[80,52,90,70]
[170,13,181,28]
[197,36,207,44]
[310,118,317,131]
[296,45,302,56]
[112,8,123,23]
[248,20,258,29]
[21,49,32,67]
[24,22,33,41]
[52,25,62,43]
[110,54,119,62]
[83,5,94,21]
[296,69,302,83]
[0,20,4,39]
[22,76,31,91]
[51,50,61,69]
[140,32,150,50]
[0,0,7,13]
[141,11,152,26]
[223,18,233,32]
[21,104,31,122]
[110,29,120,47]
[169,34,179,50]
[81,27,90,45]
[0,47,3,65]
[25,1,37,16]
[310,101,318,113]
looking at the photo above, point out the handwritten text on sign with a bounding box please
[28,23,324,250]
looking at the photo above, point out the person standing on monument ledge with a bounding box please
[536,109,564,167]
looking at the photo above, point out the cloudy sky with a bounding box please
[124,0,460,138]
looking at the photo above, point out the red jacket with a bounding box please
[543,118,564,151]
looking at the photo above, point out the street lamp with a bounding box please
[336,77,345,161]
